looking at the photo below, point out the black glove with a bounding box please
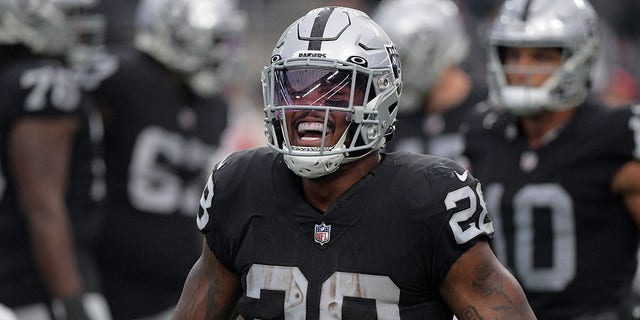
[51,294,90,320]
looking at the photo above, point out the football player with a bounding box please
[0,0,110,319]
[462,0,640,318]
[86,0,246,318]
[373,0,486,165]
[172,6,536,319]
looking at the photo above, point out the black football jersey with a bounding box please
[0,49,105,306]
[385,83,486,165]
[91,47,228,317]
[197,148,494,319]
[463,101,640,318]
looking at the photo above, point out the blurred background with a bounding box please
[2,0,640,318]
[48,0,640,305]
[92,0,640,130]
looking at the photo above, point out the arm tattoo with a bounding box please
[460,307,483,320]
[204,254,236,320]
[472,263,511,302]
[204,272,233,320]
[469,263,529,319]
[175,253,237,320]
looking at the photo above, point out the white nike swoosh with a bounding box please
[455,170,469,182]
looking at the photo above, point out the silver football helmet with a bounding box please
[262,6,402,178]
[134,0,246,97]
[0,0,99,56]
[487,0,600,115]
[373,0,469,113]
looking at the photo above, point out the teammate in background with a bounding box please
[462,0,640,318]
[0,0,110,319]
[374,0,486,165]
[87,0,245,318]
[172,6,536,319]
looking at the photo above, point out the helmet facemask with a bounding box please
[263,57,399,178]
[488,41,598,116]
[262,6,402,178]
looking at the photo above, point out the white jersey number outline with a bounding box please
[246,264,400,320]
[485,183,576,291]
[128,126,214,215]
[21,65,80,112]
[445,184,494,244]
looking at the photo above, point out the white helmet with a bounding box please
[262,6,402,178]
[0,0,100,57]
[134,0,246,97]
[487,0,600,115]
[373,0,469,113]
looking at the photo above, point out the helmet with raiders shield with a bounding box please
[134,0,246,97]
[373,0,469,113]
[487,0,600,115]
[0,0,101,57]
[262,6,402,179]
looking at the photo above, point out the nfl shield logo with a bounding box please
[314,222,331,245]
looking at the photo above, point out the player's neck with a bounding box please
[520,108,577,149]
[301,152,381,212]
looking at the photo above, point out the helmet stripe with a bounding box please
[307,6,336,50]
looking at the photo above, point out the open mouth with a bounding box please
[292,120,335,147]
[298,122,325,141]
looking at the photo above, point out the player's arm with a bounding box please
[440,241,537,319]
[173,240,241,320]
[612,160,640,227]
[9,117,85,299]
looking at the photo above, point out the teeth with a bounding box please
[298,122,324,134]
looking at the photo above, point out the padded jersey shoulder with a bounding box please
[196,147,284,270]
[383,151,476,196]
[381,152,494,245]
[0,58,84,128]
[209,147,281,200]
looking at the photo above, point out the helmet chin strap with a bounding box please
[282,122,353,178]
[283,152,344,178]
